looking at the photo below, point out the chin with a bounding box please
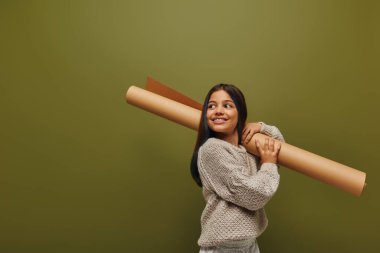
[211,127,233,134]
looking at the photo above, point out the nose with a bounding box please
[215,105,224,115]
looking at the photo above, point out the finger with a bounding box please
[274,142,281,154]
[269,139,275,152]
[264,138,269,150]
[242,129,249,141]
[246,131,254,143]
[255,139,263,153]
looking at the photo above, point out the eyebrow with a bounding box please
[208,100,234,103]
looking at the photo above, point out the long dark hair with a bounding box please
[190,84,247,187]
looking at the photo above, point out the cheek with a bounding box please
[231,118,238,128]
[206,111,211,121]
[205,112,212,125]
[231,113,238,127]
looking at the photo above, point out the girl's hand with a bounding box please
[255,138,281,164]
[242,122,262,144]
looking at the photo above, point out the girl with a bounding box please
[190,84,285,253]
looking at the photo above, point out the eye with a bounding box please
[208,104,216,109]
[224,103,233,108]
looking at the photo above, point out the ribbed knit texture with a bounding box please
[197,122,285,248]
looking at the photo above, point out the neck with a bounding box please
[216,130,239,147]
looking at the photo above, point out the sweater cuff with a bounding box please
[260,162,280,176]
[258,121,270,135]
[261,162,279,169]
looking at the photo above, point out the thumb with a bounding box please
[255,139,263,152]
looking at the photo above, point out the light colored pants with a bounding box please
[199,239,260,253]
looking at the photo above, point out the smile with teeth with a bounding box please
[212,118,228,123]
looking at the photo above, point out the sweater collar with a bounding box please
[209,137,247,153]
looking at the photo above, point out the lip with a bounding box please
[211,118,228,124]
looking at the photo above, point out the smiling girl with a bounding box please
[190,84,285,253]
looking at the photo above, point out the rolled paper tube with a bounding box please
[246,135,366,197]
[126,86,201,130]
[125,86,366,196]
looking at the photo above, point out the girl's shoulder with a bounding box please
[198,138,251,170]
[200,138,247,155]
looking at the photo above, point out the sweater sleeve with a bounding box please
[198,140,280,211]
[258,122,285,142]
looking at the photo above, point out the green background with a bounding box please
[1,0,379,252]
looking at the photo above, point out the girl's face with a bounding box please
[206,90,238,137]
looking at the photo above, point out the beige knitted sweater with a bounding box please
[197,122,285,248]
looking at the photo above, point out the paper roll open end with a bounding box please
[125,86,136,104]
[360,178,367,194]
[355,173,367,197]
[361,174,367,195]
